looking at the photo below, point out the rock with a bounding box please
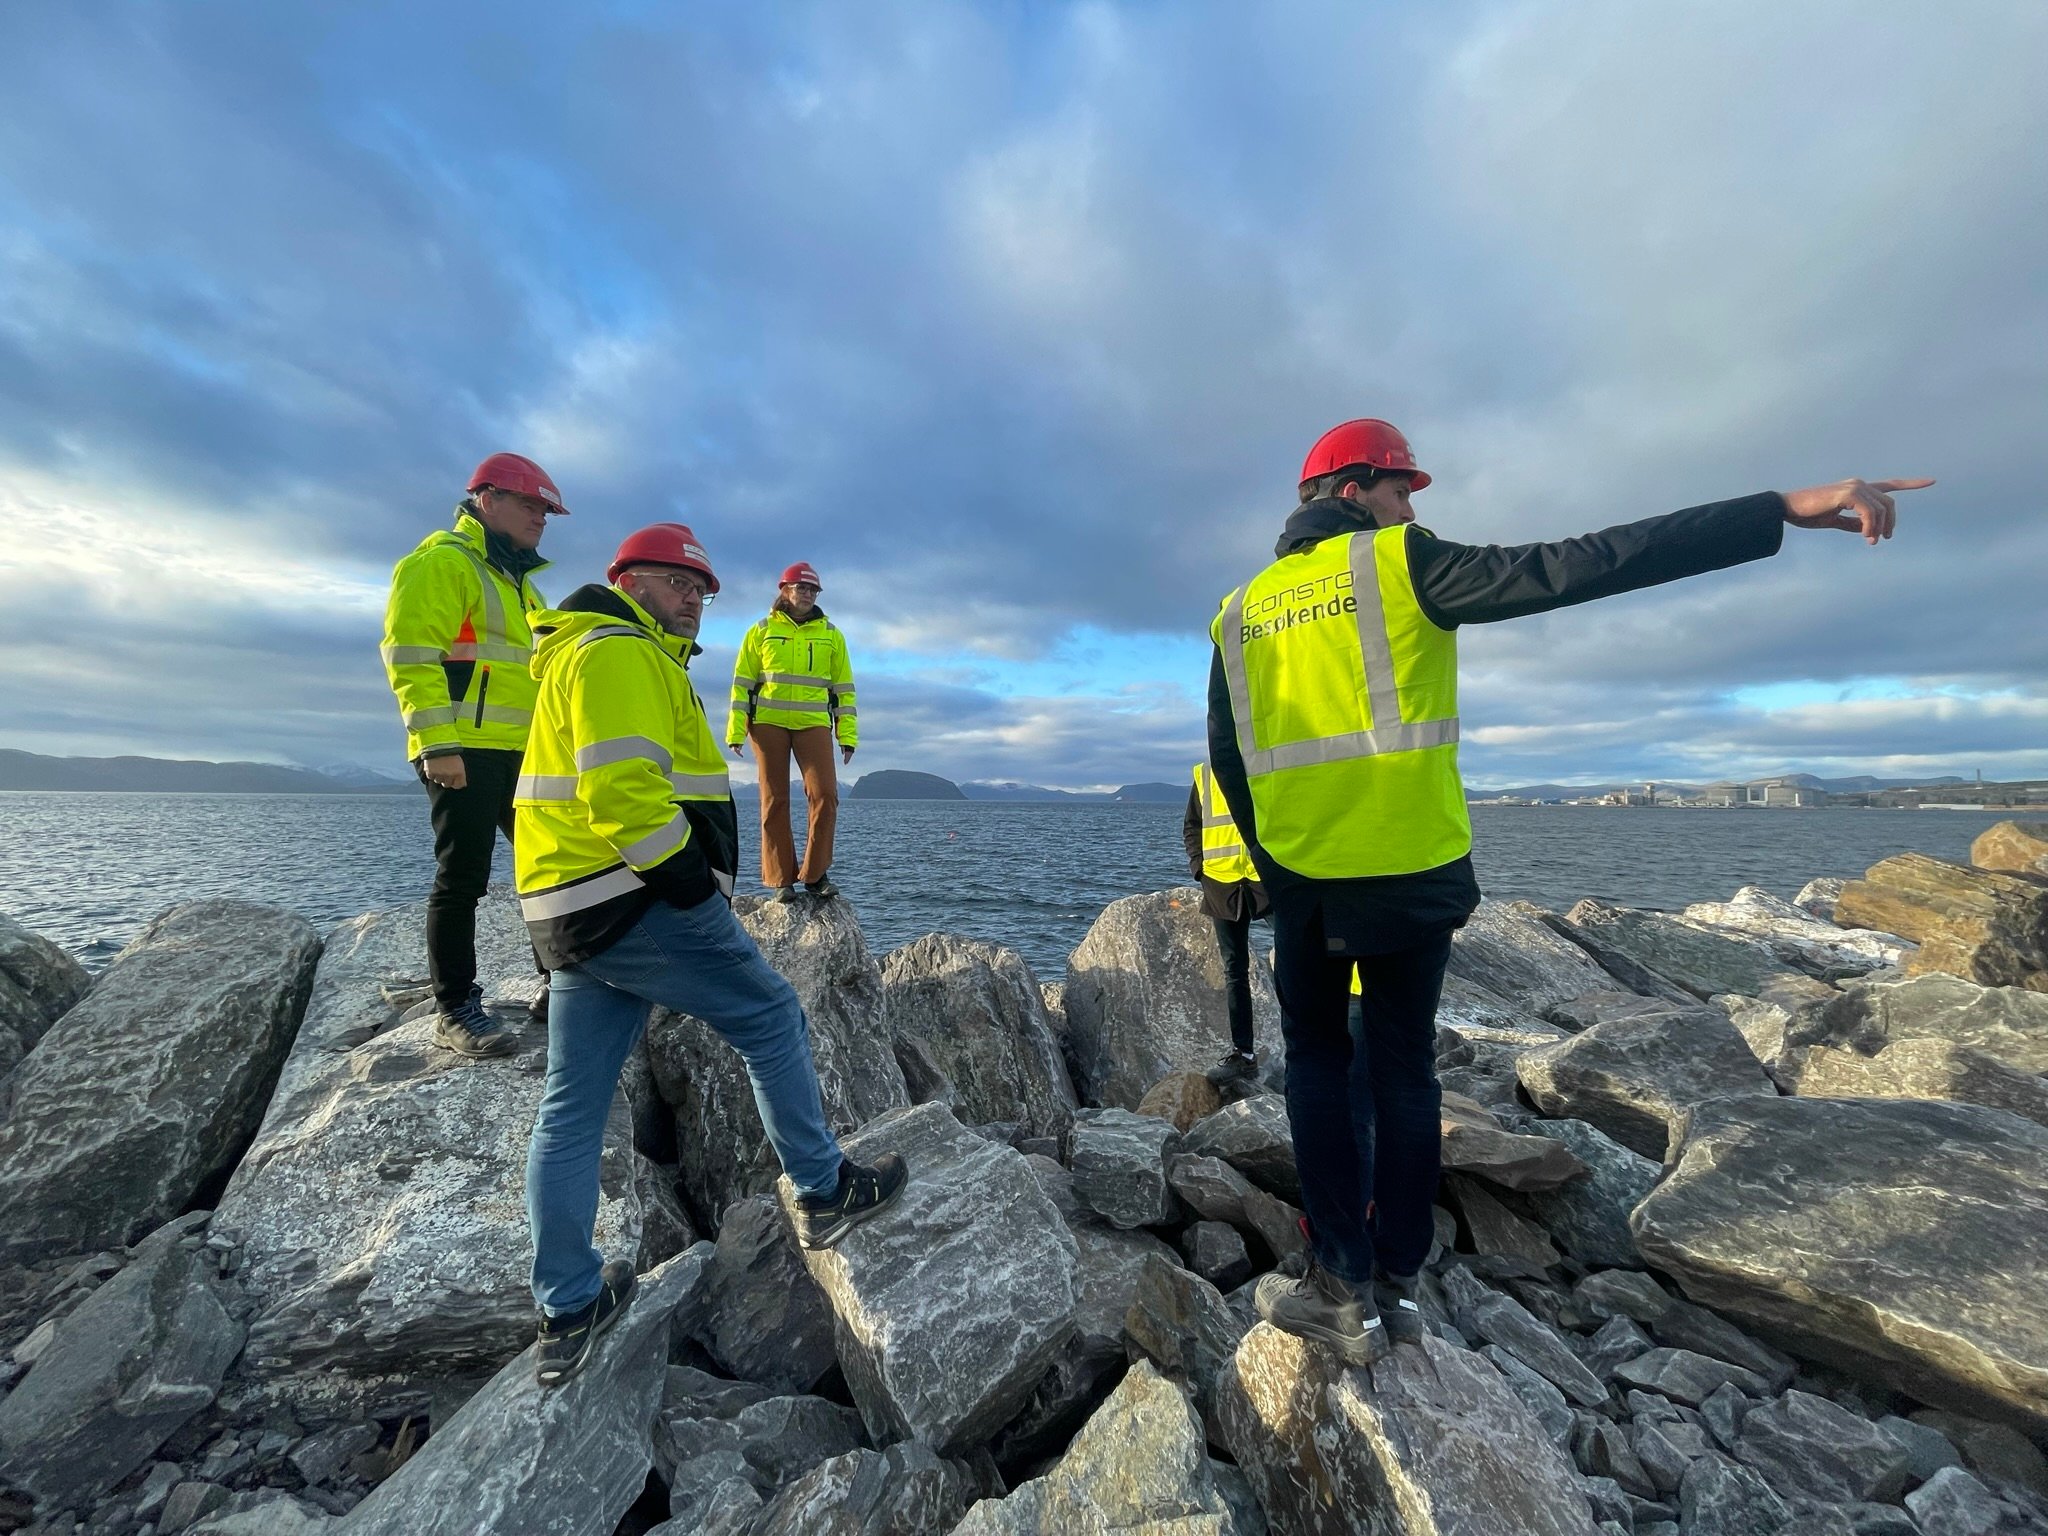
[1792,972,2048,1078]
[1633,1094,2048,1436]
[881,933,1076,1141]
[1564,898,1804,999]
[1515,1007,1776,1160]
[1796,879,1848,920]
[1063,888,1284,1109]
[1181,1222,1252,1293]
[1484,1344,1578,1450]
[1795,1037,2048,1128]
[1678,1452,1792,1535]
[1542,991,1685,1034]
[1447,900,1626,1014]
[0,913,90,1078]
[1165,1154,1306,1268]
[1441,1266,1607,1408]
[779,1101,1079,1456]
[1720,975,1843,1084]
[687,1195,837,1394]
[1904,1466,2008,1536]
[1839,1505,1923,1536]
[1582,1315,1655,1381]
[1121,1254,1249,1441]
[1911,1407,2048,1499]
[1632,1419,1697,1496]
[1701,1382,1751,1450]
[1440,1092,1589,1192]
[1876,1414,1964,1483]
[161,1481,230,1534]
[1837,852,2048,991]
[189,1491,336,1534]
[1136,1071,1223,1134]
[0,902,320,1264]
[1648,1303,1796,1393]
[1218,1324,1601,1535]
[1069,1108,1179,1229]
[1447,1176,1562,1269]
[749,1443,976,1536]
[655,1391,865,1514]
[1613,1349,1769,1407]
[952,1360,1238,1534]
[335,1244,709,1535]
[636,1154,699,1268]
[1574,1269,1675,1324]
[1972,820,2048,878]
[1178,1096,1300,1203]
[1683,887,1913,978]
[648,896,910,1230]
[217,902,639,1421]
[1577,1417,1657,1497]
[1516,1119,1661,1269]
[0,1214,245,1509]
[1734,1390,1915,1504]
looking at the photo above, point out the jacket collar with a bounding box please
[551,581,698,664]
[454,503,551,584]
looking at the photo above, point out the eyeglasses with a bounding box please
[649,572,714,603]
[784,583,820,595]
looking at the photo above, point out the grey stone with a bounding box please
[1448,1175,1562,1268]
[1448,900,1626,1015]
[1796,971,2048,1078]
[1516,1006,1776,1160]
[0,912,90,1076]
[1683,886,1913,977]
[1122,1253,1250,1442]
[635,1154,699,1268]
[1518,1118,1661,1269]
[647,895,910,1230]
[188,1493,336,1535]
[1720,977,1839,1085]
[1564,898,1806,999]
[288,1424,378,1486]
[750,1443,975,1536]
[1632,1419,1697,1496]
[1796,880,1848,920]
[663,1364,776,1419]
[1841,1506,1922,1536]
[1679,1452,1793,1535]
[1165,1154,1306,1267]
[1578,1476,1631,1528]
[1876,1413,1964,1483]
[1544,990,1689,1034]
[0,1214,244,1509]
[160,1482,229,1535]
[1218,1324,1602,1535]
[1441,1266,1607,1408]
[1633,1094,2048,1436]
[1577,1418,1657,1497]
[1178,1095,1300,1203]
[952,1361,1237,1533]
[780,1102,1079,1456]
[335,1245,709,1536]
[1441,1091,1589,1192]
[1911,1407,2048,1499]
[1701,1382,1751,1450]
[687,1194,837,1395]
[1063,888,1284,1109]
[1068,1108,1179,1229]
[654,1391,865,1513]
[1210,1457,1267,1536]
[1796,1037,2048,1129]
[135,1461,182,1518]
[1582,1314,1656,1380]
[1483,1344,1578,1451]
[1904,1466,2008,1536]
[1613,1348,1768,1407]
[1649,1301,1796,1393]
[1574,1268,1675,1324]
[881,932,1076,1140]
[1734,1389,1915,1504]
[1182,1221,1253,1292]
[0,902,320,1264]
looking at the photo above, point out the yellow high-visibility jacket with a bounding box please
[725,609,858,749]
[515,584,737,967]
[381,511,547,759]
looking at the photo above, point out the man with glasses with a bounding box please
[726,562,858,901]
[515,523,906,1386]
[382,452,564,1059]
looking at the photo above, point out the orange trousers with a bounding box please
[749,723,839,887]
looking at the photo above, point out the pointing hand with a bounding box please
[1780,477,1933,545]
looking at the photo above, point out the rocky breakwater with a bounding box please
[0,824,2041,1534]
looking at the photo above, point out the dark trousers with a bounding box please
[420,747,528,1010]
[1210,915,1257,1054]
[1271,909,1452,1288]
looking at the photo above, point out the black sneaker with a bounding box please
[1204,1048,1259,1085]
[793,1154,909,1250]
[535,1260,636,1388]
[1374,1268,1427,1345]
[803,877,840,899]
[1254,1258,1387,1367]
[433,994,516,1058]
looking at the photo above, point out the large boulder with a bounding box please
[336,1245,711,1536]
[1681,886,1913,978]
[778,1102,1080,1455]
[216,896,640,1422]
[1217,1325,1601,1535]
[1063,888,1282,1109]
[1068,1108,1179,1229]
[1562,899,1804,1000]
[0,912,90,1081]
[0,1213,245,1512]
[1445,900,1624,1015]
[1513,1117,1661,1269]
[749,1443,978,1536]
[0,901,320,1266]
[685,1194,838,1394]
[1179,1095,1300,1203]
[1836,852,2048,991]
[1439,1091,1588,1192]
[1633,1094,2048,1437]
[1972,820,2048,878]
[880,933,1076,1141]
[1787,972,2048,1078]
[647,896,909,1230]
[1515,1006,1777,1160]
[1793,1038,2048,1128]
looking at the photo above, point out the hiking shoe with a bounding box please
[1374,1268,1427,1345]
[534,1260,636,1388]
[1255,1259,1387,1367]
[793,1154,909,1250]
[803,877,840,899]
[433,994,516,1058]
[1204,1048,1259,1085]
[773,886,800,904]
[528,981,551,1026]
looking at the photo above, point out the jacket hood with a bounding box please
[530,582,697,676]
[1275,497,1376,558]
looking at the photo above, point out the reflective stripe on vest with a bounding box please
[1192,761,1259,883]
[519,864,645,920]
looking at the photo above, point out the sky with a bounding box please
[1,1,2042,791]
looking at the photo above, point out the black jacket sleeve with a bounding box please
[1181,786,1204,873]
[1405,492,1787,629]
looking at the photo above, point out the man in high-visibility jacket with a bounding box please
[1209,417,1930,1367]
[517,523,906,1387]
[1182,761,1270,1085]
[382,451,564,1058]
[725,562,858,901]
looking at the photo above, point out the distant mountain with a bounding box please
[1110,782,1186,804]
[961,782,1100,802]
[0,750,420,794]
[1470,772,1972,801]
[848,769,966,801]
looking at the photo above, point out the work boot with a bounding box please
[1204,1047,1259,1086]
[804,876,840,899]
[433,992,516,1058]
[792,1154,909,1251]
[534,1260,636,1388]
[773,886,799,904]
[1255,1257,1387,1367]
[1374,1268,1427,1345]
[528,981,551,1026]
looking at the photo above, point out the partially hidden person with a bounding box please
[1184,760,1271,1086]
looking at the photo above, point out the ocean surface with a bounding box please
[0,793,2018,980]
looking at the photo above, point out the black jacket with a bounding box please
[1181,785,1272,924]
[1207,492,1787,954]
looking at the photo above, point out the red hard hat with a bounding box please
[608,523,720,593]
[468,452,568,513]
[779,562,822,590]
[1299,419,1430,491]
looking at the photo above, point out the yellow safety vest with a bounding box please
[726,610,858,749]
[1192,762,1259,884]
[381,513,546,758]
[1211,523,1468,880]
[515,590,733,922]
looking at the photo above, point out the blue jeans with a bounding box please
[525,894,845,1315]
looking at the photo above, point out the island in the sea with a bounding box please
[847,769,968,800]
